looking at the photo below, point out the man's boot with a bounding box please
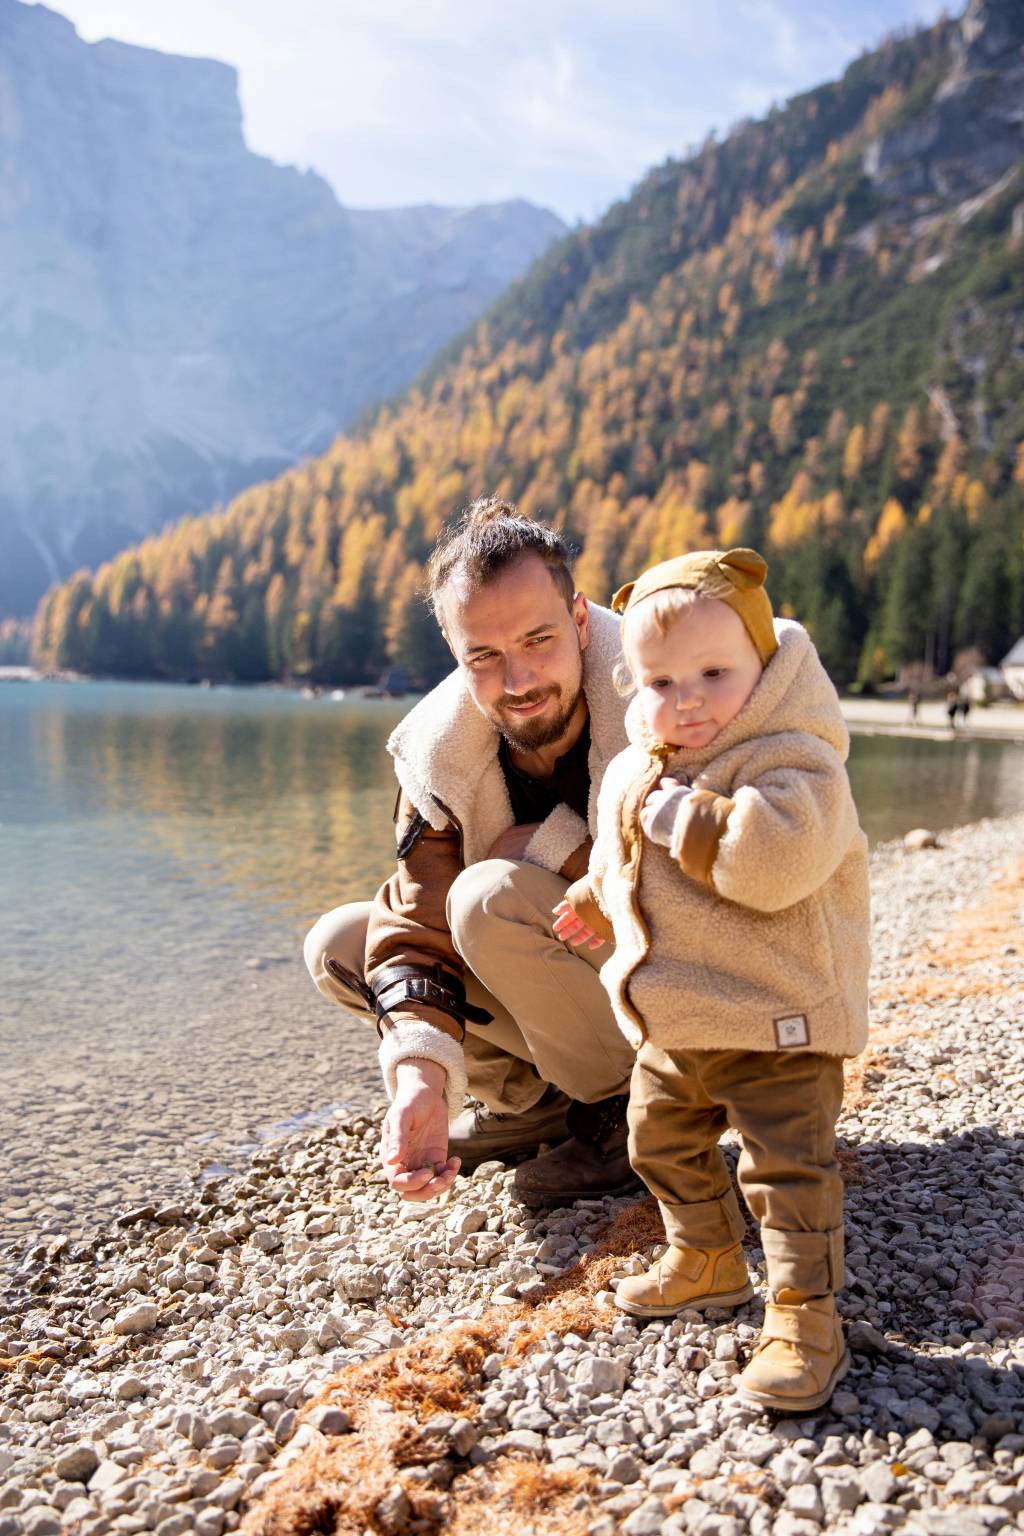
[511,1094,642,1206]
[447,1085,571,1171]
[614,1242,753,1318]
[737,1290,849,1413]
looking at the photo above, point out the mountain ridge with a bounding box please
[33,0,1024,688]
[0,0,565,614]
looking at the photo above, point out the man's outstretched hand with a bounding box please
[381,1059,461,1201]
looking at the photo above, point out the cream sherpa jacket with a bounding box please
[386,601,628,873]
[566,619,870,1058]
[375,602,628,1116]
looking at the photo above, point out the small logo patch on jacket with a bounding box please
[774,1014,809,1049]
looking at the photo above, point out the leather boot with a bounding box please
[614,1241,753,1318]
[447,1085,571,1171]
[512,1094,643,1207]
[738,1290,850,1413]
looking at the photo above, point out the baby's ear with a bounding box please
[611,580,636,613]
[718,548,768,590]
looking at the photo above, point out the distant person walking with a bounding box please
[907,689,920,725]
[946,686,960,731]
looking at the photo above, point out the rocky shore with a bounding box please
[1,815,1023,1536]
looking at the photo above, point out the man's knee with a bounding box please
[447,859,525,962]
[303,901,371,1001]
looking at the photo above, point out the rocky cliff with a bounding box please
[0,0,565,614]
[865,0,1024,210]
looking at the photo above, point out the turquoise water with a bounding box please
[0,677,1021,1236]
[1,680,406,1026]
[0,681,411,1235]
[2,678,1022,1043]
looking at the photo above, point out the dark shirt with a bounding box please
[498,721,591,826]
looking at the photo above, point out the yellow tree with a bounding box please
[843,423,865,483]
[866,402,890,464]
[715,498,751,547]
[572,495,624,605]
[932,438,964,501]
[768,471,816,548]
[201,557,240,676]
[648,480,708,564]
[864,497,907,570]
[894,404,923,482]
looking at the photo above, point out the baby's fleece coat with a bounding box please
[565,619,870,1058]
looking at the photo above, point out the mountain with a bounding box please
[0,0,565,615]
[33,0,1024,689]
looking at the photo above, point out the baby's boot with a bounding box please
[738,1289,849,1412]
[614,1241,753,1318]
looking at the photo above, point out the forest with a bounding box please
[32,15,1024,691]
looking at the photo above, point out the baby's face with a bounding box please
[626,597,764,750]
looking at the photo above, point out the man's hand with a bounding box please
[552,897,606,951]
[486,822,541,861]
[639,775,691,842]
[381,1059,460,1201]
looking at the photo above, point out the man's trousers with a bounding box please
[304,858,634,1112]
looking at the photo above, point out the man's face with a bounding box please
[440,555,590,751]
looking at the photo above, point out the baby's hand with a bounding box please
[552,898,606,951]
[639,775,692,842]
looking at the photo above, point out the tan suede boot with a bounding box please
[614,1242,753,1318]
[738,1290,850,1412]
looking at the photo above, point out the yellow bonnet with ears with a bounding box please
[611,547,779,666]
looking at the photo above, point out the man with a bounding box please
[304,498,636,1205]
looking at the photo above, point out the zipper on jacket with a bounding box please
[618,748,672,1041]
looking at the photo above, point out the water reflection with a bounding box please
[4,681,1023,961]
[2,678,1021,1237]
[846,733,1023,846]
[10,684,407,935]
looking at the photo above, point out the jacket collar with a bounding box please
[388,602,625,832]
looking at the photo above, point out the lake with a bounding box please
[1,678,1022,1242]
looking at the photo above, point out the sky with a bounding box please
[51,0,951,224]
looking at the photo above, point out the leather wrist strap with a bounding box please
[370,963,494,1040]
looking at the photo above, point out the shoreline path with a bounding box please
[1,815,1023,1535]
[840,698,1024,744]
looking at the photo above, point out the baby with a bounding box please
[553,547,869,1413]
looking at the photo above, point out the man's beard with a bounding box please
[496,680,584,753]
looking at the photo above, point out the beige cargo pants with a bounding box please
[304,858,634,1114]
[629,1043,846,1296]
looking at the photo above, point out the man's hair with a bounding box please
[427,497,576,618]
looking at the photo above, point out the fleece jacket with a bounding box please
[385,601,628,874]
[566,619,870,1058]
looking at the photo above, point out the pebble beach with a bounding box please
[1,815,1023,1535]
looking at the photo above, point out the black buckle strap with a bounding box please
[370,963,494,1040]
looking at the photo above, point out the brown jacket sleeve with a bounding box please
[364,791,465,1042]
[675,789,735,885]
